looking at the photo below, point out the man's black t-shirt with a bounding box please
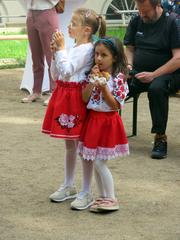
[124,11,180,72]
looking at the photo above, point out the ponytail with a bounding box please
[97,16,106,38]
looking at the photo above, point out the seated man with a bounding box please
[124,0,180,159]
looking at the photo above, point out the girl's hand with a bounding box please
[91,65,100,75]
[50,41,56,53]
[94,80,107,90]
[52,31,65,51]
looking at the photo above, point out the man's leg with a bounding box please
[148,75,170,159]
[127,77,148,97]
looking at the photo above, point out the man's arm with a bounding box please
[153,48,180,77]
[135,48,180,83]
[125,45,135,70]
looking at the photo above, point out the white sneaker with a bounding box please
[49,186,77,202]
[43,95,52,106]
[71,191,94,210]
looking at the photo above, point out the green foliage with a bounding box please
[0,39,28,69]
[106,27,126,41]
[0,39,27,58]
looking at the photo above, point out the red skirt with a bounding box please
[42,81,87,139]
[78,110,129,160]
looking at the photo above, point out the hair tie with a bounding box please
[85,9,92,18]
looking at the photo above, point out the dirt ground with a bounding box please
[0,68,180,240]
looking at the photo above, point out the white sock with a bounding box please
[63,139,78,187]
[81,158,93,193]
[94,160,115,199]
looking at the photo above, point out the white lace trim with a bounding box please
[78,142,129,160]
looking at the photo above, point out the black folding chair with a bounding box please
[125,94,140,137]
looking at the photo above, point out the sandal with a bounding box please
[21,93,42,103]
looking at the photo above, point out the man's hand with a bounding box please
[135,71,154,83]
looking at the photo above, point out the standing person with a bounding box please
[20,0,86,96]
[21,0,59,105]
[70,37,129,211]
[124,0,180,159]
[42,8,106,204]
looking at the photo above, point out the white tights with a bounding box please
[63,139,78,187]
[81,159,93,193]
[94,160,115,199]
[81,158,115,199]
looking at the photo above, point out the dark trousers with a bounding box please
[128,74,172,134]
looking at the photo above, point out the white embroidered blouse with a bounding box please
[87,73,129,112]
[50,43,94,82]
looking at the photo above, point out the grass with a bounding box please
[0,39,28,69]
[0,27,126,69]
[0,40,28,58]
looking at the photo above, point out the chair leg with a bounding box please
[132,94,139,136]
[124,94,139,137]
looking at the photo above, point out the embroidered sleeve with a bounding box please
[112,73,129,108]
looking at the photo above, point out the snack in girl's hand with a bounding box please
[89,71,110,85]
[101,71,110,80]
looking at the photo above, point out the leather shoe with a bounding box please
[151,134,167,159]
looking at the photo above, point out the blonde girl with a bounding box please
[42,8,106,206]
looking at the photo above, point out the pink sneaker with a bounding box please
[97,198,119,211]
